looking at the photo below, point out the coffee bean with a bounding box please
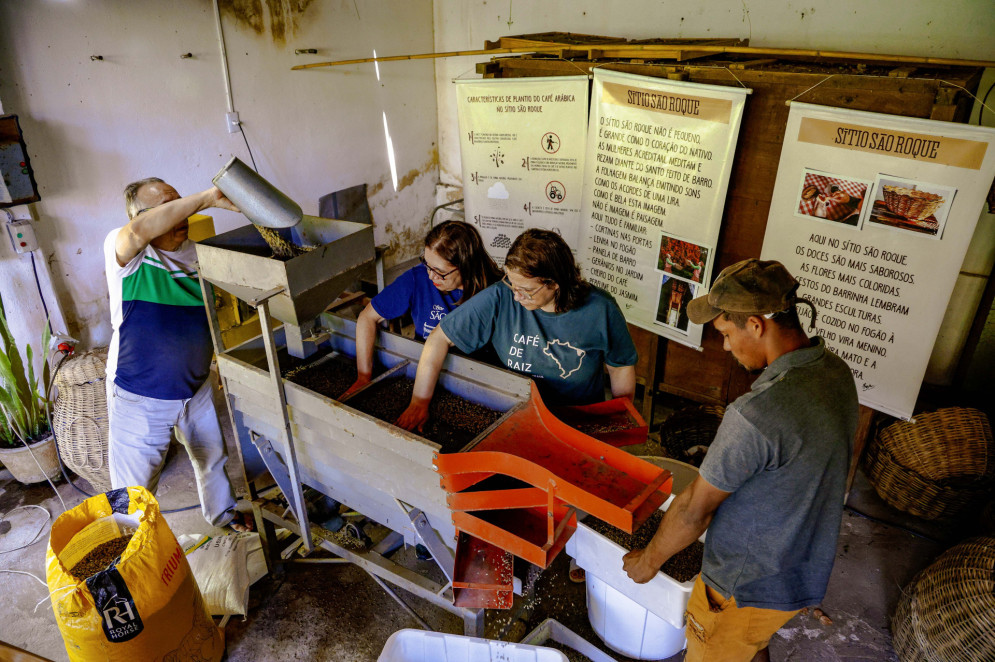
[253,226,316,260]
[284,354,359,399]
[585,512,703,583]
[346,375,502,452]
[68,535,133,581]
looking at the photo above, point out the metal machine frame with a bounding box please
[193,216,671,637]
[198,280,531,636]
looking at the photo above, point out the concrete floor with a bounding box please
[0,423,975,661]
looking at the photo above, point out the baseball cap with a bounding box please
[687,259,800,325]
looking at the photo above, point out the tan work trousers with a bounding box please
[684,575,801,662]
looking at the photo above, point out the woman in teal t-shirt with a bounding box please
[396,229,638,432]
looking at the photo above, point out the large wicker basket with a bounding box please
[893,536,995,662]
[53,349,111,492]
[658,405,725,468]
[862,408,994,520]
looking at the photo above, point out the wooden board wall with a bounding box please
[482,54,982,406]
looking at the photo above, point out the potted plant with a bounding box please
[0,302,60,484]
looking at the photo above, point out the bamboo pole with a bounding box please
[291,45,577,70]
[291,43,995,71]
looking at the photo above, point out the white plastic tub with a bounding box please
[378,629,568,662]
[585,572,686,659]
[566,490,705,660]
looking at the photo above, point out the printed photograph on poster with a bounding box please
[656,234,709,284]
[862,174,956,240]
[794,169,871,228]
[654,275,698,333]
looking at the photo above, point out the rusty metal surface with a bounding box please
[549,396,649,447]
[437,385,671,529]
[452,531,514,609]
[435,384,671,574]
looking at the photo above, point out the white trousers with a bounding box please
[108,377,236,527]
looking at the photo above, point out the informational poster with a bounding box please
[578,70,749,348]
[456,77,589,262]
[761,102,995,419]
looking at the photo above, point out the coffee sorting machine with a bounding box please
[196,160,673,634]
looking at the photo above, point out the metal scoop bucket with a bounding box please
[213,156,303,228]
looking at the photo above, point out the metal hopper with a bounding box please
[195,215,375,329]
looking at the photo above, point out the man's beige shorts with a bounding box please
[684,575,801,662]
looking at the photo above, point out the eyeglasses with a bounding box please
[420,256,458,280]
[502,274,546,301]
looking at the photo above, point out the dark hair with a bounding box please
[123,177,166,219]
[425,221,502,302]
[504,229,589,312]
[722,308,804,332]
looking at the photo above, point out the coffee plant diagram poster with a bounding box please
[457,76,589,264]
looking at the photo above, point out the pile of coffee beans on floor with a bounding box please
[346,375,501,452]
[284,354,359,400]
[585,511,704,583]
[68,535,133,581]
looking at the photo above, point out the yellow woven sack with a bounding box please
[45,486,223,661]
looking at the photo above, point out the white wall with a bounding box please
[0,0,439,351]
[432,0,995,388]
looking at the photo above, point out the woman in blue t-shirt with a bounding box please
[395,229,638,432]
[343,221,502,397]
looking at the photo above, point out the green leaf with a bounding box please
[0,307,31,413]
[0,307,50,443]
[26,343,39,436]
[0,355,29,442]
[41,321,52,403]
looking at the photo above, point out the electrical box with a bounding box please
[6,218,38,253]
[0,115,40,208]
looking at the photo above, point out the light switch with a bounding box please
[5,218,38,253]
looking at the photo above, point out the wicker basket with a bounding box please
[862,408,994,521]
[893,536,995,662]
[882,185,944,221]
[53,349,111,492]
[657,405,725,468]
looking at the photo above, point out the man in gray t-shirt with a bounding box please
[623,259,858,662]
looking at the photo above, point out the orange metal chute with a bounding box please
[436,383,671,606]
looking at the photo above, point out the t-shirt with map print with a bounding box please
[440,282,637,406]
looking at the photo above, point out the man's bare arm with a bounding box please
[115,187,238,266]
[623,475,730,584]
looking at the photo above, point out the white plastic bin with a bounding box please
[378,629,569,662]
[586,573,686,659]
[566,488,705,660]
